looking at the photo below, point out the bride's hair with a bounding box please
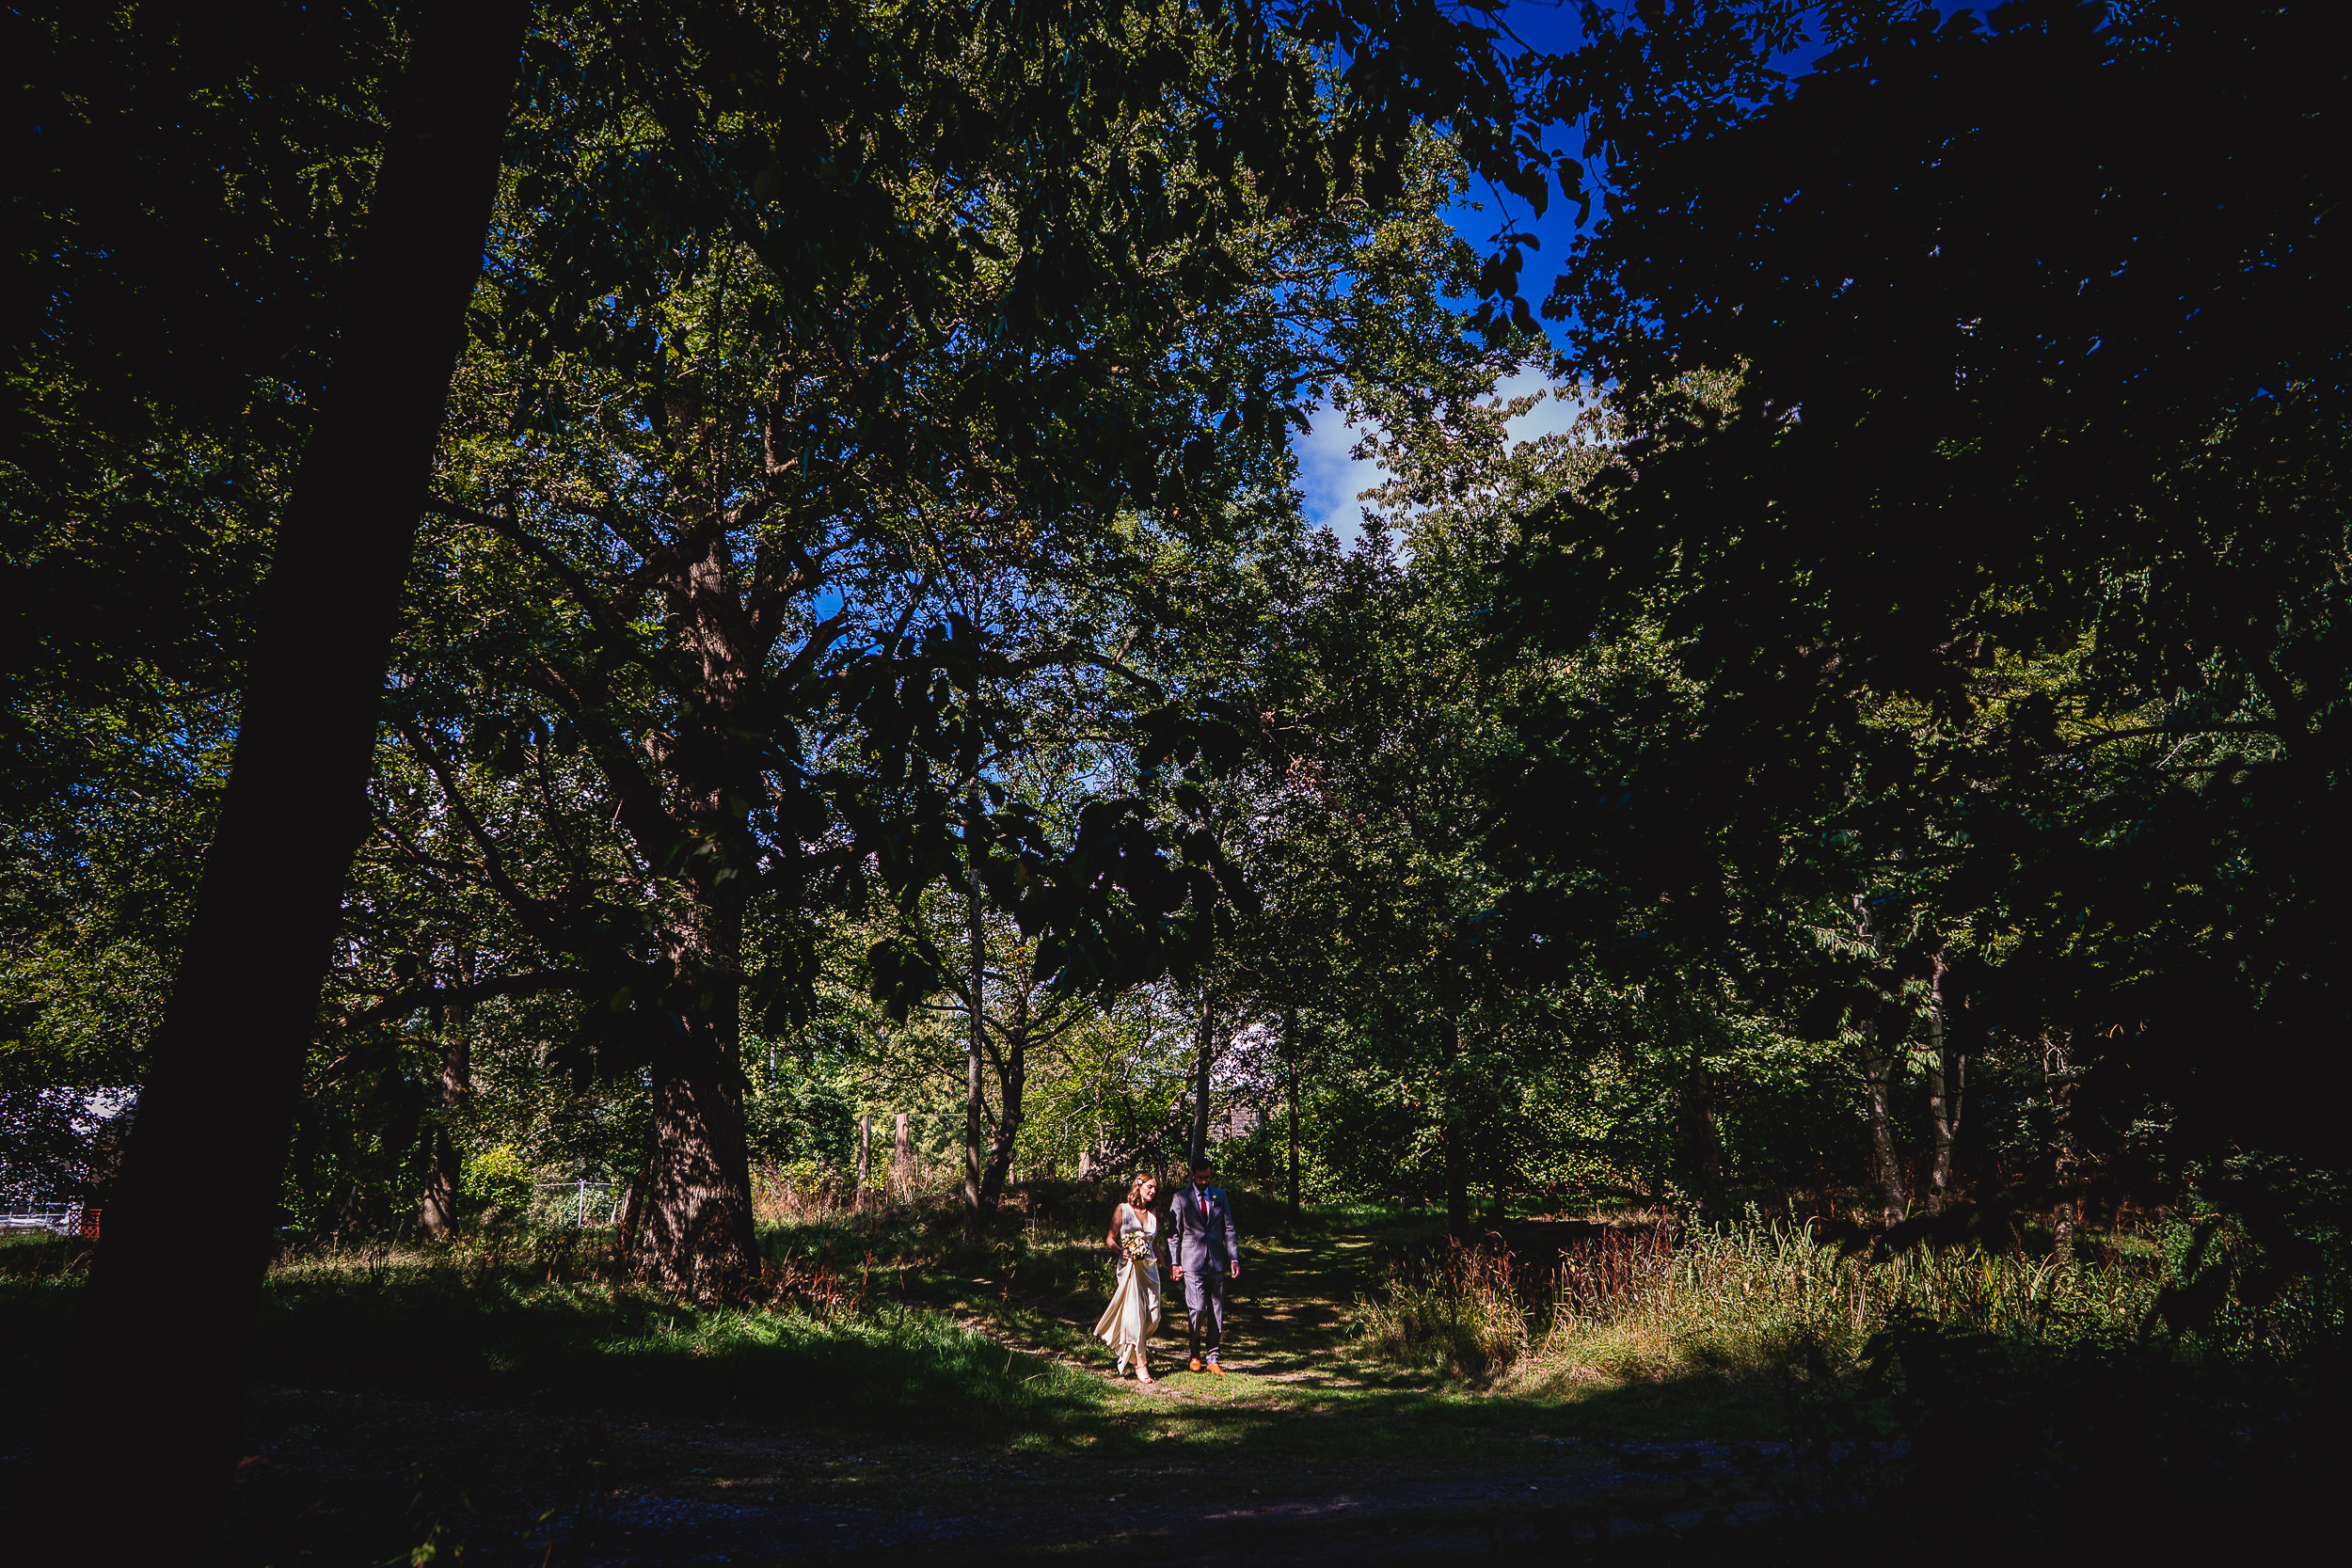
[1124,1172,1158,1209]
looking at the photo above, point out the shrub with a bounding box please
[460,1144,533,1218]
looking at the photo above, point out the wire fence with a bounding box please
[0,1201,99,1238]
[529,1180,623,1230]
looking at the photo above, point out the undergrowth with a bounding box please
[0,1228,1101,1440]
[1355,1208,2344,1391]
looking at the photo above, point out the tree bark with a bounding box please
[1187,989,1215,1167]
[1923,951,1963,1213]
[893,1111,914,1196]
[35,4,525,1548]
[2043,1035,2079,1256]
[1857,1011,1909,1226]
[963,813,986,1239]
[1442,1014,1470,1242]
[417,1023,470,1241]
[977,960,1029,1210]
[1678,1025,1723,1221]
[1283,1008,1301,1220]
[418,948,475,1241]
[628,894,758,1293]
[1849,896,1908,1227]
[852,1113,872,1212]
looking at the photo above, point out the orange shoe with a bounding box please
[1187,1356,1203,1372]
[1208,1361,1228,1376]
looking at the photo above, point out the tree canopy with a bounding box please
[6,0,2348,1539]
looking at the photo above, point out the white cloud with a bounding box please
[1291,367,1585,543]
[1291,404,1391,545]
[1490,366,1588,447]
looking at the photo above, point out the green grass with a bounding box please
[2,1194,2339,1563]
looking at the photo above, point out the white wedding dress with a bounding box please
[1092,1202,1161,1374]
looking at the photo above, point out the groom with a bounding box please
[1167,1155,1240,1373]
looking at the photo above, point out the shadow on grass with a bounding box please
[247,1261,1106,1435]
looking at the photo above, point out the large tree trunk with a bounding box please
[35,5,525,1550]
[628,898,758,1293]
[417,1024,470,1241]
[1923,951,1963,1213]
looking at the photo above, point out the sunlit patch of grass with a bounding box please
[1357,1210,2204,1395]
[1349,1243,1530,1384]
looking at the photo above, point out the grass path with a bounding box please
[946,1212,1388,1396]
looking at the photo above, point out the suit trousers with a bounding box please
[1182,1268,1226,1361]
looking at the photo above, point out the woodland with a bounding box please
[3,0,2347,1560]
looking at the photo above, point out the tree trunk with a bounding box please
[1923,951,1963,1213]
[1678,1026,1723,1221]
[963,815,986,1238]
[2043,1035,2079,1256]
[852,1113,871,1212]
[616,1175,644,1257]
[418,949,474,1241]
[978,1056,1024,1207]
[1283,1008,1301,1220]
[977,968,1028,1210]
[628,898,757,1294]
[1849,896,1908,1227]
[417,1024,470,1241]
[893,1111,914,1196]
[1442,1014,1470,1242]
[1187,989,1215,1167]
[35,5,525,1548]
[1857,1011,1909,1226]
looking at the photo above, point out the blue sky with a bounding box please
[1290,1,1865,537]
[1289,2,1593,540]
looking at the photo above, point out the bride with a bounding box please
[1091,1173,1163,1381]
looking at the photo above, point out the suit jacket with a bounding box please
[1168,1181,1238,1274]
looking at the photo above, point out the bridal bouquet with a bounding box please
[1120,1231,1152,1263]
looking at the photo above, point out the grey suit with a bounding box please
[1168,1181,1238,1362]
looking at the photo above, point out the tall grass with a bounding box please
[1355,1209,2323,1390]
[1520,1214,2161,1392]
[1352,1243,1533,1384]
